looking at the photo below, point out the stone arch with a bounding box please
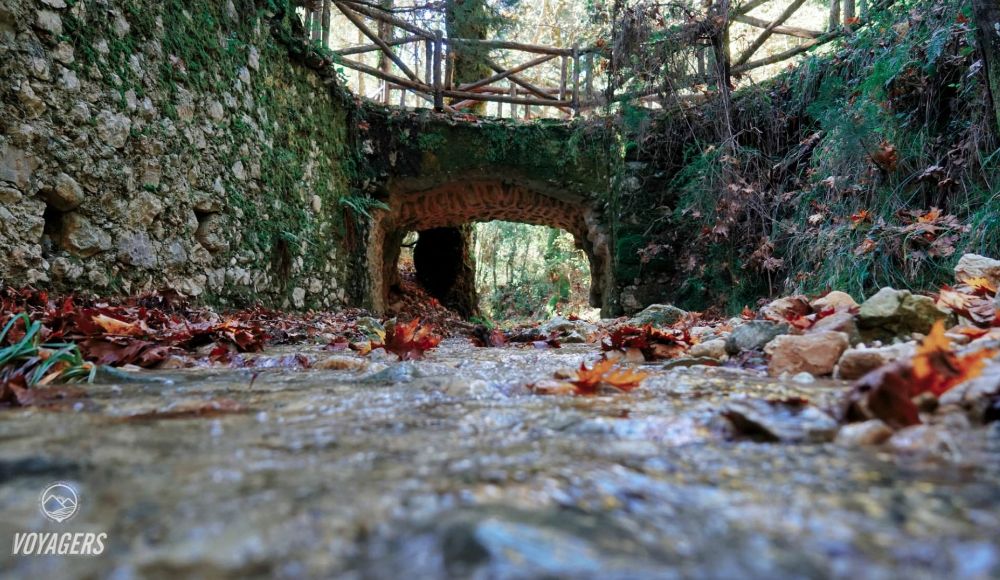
[367,178,612,316]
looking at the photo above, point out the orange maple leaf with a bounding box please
[917,207,943,223]
[380,319,441,360]
[570,359,648,395]
[911,321,996,397]
[91,313,148,337]
[961,276,998,296]
[850,209,872,225]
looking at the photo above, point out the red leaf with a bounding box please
[380,319,441,360]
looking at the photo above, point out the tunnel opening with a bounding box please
[473,222,594,322]
[372,179,612,318]
[390,221,594,322]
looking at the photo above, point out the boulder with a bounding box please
[95,109,131,149]
[628,304,687,327]
[117,232,157,268]
[0,144,38,190]
[810,290,858,312]
[61,212,111,257]
[725,321,789,354]
[195,213,229,254]
[764,331,850,377]
[35,10,62,35]
[954,253,1000,288]
[835,342,917,380]
[40,172,83,211]
[857,287,951,341]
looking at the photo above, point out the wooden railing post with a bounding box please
[571,45,581,117]
[585,52,594,100]
[433,30,444,111]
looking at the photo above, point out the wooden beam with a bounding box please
[448,37,574,56]
[733,0,810,67]
[334,1,420,82]
[334,34,424,56]
[732,14,823,38]
[484,58,552,102]
[339,0,433,39]
[433,30,443,111]
[732,0,771,16]
[731,30,841,72]
[335,55,431,93]
[457,53,557,91]
[442,88,567,107]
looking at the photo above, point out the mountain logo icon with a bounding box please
[39,482,79,523]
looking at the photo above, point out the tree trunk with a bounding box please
[974,0,1000,134]
[446,0,492,114]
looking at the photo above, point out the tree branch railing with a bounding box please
[303,0,879,117]
[312,0,601,117]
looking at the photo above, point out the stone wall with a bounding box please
[0,0,355,309]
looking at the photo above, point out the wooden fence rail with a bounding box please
[303,0,877,116]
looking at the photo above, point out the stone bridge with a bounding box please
[358,108,616,316]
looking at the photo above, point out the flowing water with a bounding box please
[2,339,999,578]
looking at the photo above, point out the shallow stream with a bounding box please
[2,339,999,578]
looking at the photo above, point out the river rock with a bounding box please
[835,420,893,446]
[721,398,839,443]
[810,291,858,312]
[954,253,1000,288]
[760,295,810,322]
[939,362,1000,423]
[539,316,596,341]
[764,331,850,377]
[628,304,687,327]
[809,310,861,344]
[725,321,789,355]
[886,424,957,456]
[835,342,917,380]
[314,355,368,371]
[857,287,951,341]
[688,338,727,360]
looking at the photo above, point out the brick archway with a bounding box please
[367,179,611,315]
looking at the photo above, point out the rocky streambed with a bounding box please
[2,338,999,578]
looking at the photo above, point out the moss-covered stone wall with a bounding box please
[0,0,354,309]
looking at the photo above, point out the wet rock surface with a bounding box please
[2,341,999,578]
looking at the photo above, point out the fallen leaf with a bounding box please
[381,319,441,360]
[568,359,648,395]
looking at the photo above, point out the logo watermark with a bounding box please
[11,482,107,556]
[40,482,78,523]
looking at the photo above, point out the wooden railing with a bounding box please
[302,0,881,116]
[314,0,602,117]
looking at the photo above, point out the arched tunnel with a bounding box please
[367,179,611,317]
